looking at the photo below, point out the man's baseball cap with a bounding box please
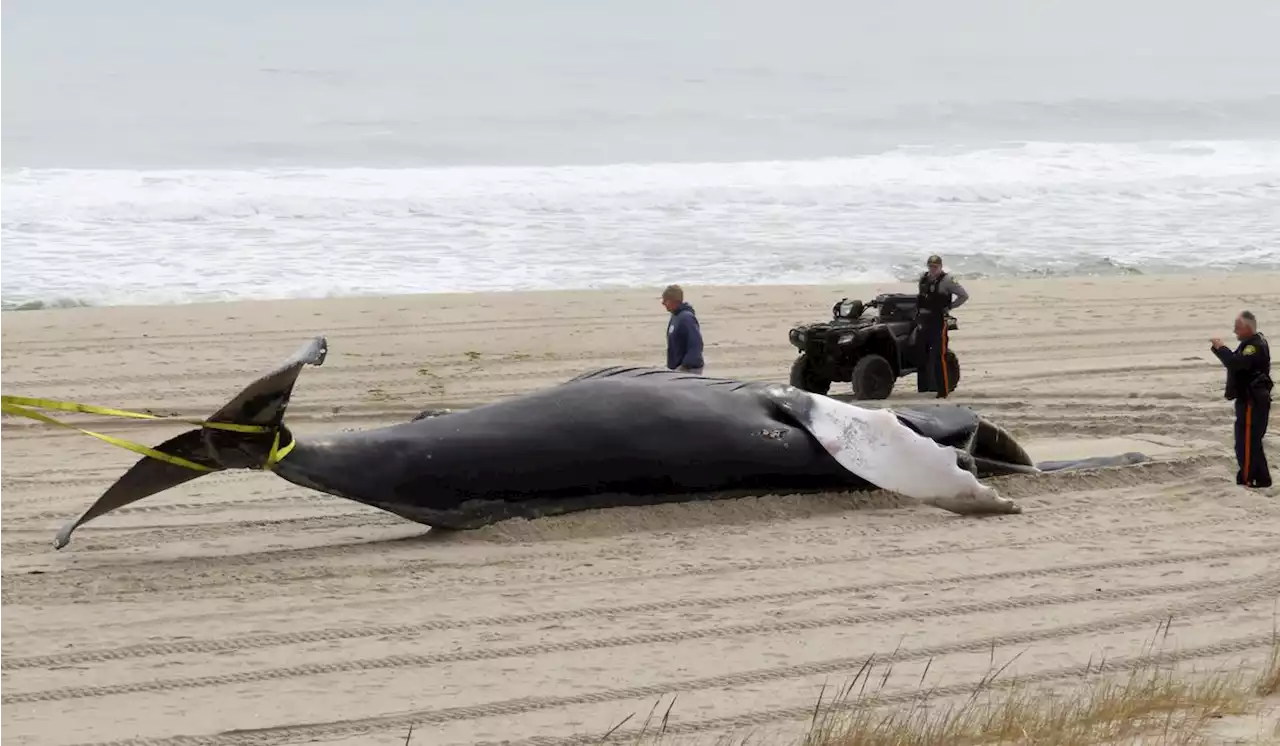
[926,254,943,266]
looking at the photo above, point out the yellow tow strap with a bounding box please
[267,429,295,467]
[0,396,268,432]
[1,395,289,473]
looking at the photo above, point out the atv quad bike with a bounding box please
[787,293,960,400]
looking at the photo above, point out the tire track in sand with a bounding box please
[3,492,332,522]
[8,543,1274,672]
[57,577,1280,746]
[3,499,1265,608]
[0,511,408,554]
[10,505,1258,642]
[7,572,1270,705]
[1,491,1249,608]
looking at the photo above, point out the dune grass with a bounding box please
[603,622,1280,746]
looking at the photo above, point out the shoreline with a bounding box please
[4,268,1278,316]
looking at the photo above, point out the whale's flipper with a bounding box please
[788,391,1022,516]
[54,337,328,549]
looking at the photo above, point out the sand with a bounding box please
[2,273,1279,746]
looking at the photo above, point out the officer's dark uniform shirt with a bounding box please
[1214,332,1272,401]
[918,271,968,316]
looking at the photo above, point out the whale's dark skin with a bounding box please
[276,369,870,529]
[51,338,1148,549]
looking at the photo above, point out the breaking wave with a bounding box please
[3,140,1279,308]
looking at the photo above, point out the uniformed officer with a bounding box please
[916,255,969,398]
[1211,310,1273,489]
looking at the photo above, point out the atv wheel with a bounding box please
[789,354,831,395]
[944,351,961,394]
[851,354,895,400]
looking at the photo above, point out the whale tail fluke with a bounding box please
[53,337,328,549]
[53,429,221,549]
[204,336,328,431]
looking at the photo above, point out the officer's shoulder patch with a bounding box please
[1243,345,1257,355]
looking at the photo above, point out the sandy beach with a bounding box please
[2,272,1279,746]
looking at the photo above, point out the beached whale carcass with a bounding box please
[50,337,1147,549]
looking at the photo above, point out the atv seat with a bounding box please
[875,294,919,323]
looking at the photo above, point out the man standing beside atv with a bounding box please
[916,255,969,399]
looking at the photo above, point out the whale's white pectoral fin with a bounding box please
[798,394,1021,516]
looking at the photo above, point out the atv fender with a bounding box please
[859,328,903,374]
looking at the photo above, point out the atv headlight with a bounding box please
[838,332,855,345]
[790,329,805,346]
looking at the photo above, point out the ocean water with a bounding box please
[3,0,1280,307]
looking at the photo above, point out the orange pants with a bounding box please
[1234,396,1272,487]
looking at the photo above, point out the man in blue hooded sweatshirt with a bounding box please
[662,284,705,375]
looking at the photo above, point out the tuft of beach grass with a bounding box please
[594,623,1280,746]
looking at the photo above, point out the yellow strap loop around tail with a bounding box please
[0,400,216,472]
[266,429,296,469]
